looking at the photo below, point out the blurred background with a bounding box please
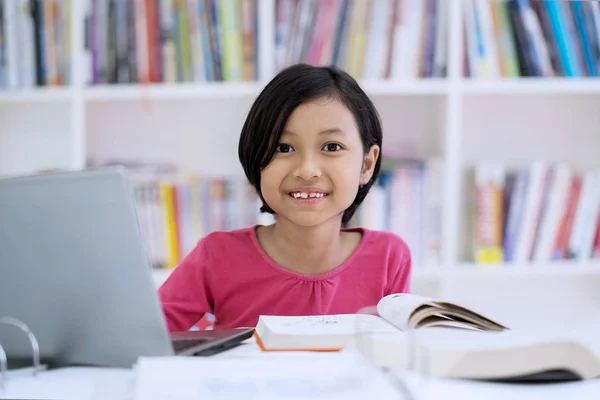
[1,0,599,330]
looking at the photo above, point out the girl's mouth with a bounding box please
[288,191,328,199]
[287,191,329,205]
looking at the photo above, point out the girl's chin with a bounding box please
[274,212,346,228]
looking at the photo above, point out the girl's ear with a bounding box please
[360,145,380,185]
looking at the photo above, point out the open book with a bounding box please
[255,293,508,351]
[255,294,600,381]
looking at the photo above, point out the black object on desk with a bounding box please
[170,328,255,357]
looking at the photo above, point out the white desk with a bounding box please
[1,338,599,400]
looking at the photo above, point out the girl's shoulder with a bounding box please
[343,227,412,269]
[184,226,264,273]
[343,227,410,253]
[198,225,259,252]
[202,225,256,242]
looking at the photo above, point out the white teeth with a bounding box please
[291,192,325,199]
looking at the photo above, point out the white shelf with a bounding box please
[359,79,449,96]
[461,78,600,94]
[412,261,600,279]
[84,82,265,101]
[2,77,599,105]
[411,267,446,279]
[84,79,449,102]
[0,87,74,103]
[450,261,600,278]
[152,261,600,288]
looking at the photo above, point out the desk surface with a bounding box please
[2,337,599,400]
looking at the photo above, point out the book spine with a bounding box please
[332,0,350,69]
[572,1,597,77]
[552,176,582,260]
[207,0,222,80]
[421,0,437,78]
[532,164,573,262]
[474,164,505,264]
[145,0,162,82]
[592,213,600,259]
[4,0,19,88]
[463,0,481,77]
[503,170,527,262]
[240,0,255,80]
[571,171,600,261]
[433,0,448,78]
[318,0,343,67]
[513,162,549,263]
[135,0,149,82]
[160,182,180,269]
[188,0,205,82]
[0,1,3,89]
[475,0,499,78]
[18,0,37,87]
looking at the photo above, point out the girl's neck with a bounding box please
[259,217,358,275]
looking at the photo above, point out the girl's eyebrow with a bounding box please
[282,128,345,136]
[319,128,344,136]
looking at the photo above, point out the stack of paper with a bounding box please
[131,350,403,400]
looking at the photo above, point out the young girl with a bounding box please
[158,64,412,332]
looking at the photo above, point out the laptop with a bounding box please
[0,167,254,369]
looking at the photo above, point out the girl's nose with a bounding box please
[293,155,322,181]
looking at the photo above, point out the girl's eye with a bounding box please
[323,143,343,152]
[275,143,294,153]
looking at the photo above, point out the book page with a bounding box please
[376,293,435,331]
[414,327,595,352]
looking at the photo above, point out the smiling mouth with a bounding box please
[288,191,329,199]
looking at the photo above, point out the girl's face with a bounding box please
[260,97,379,227]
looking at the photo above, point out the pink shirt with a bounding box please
[158,225,412,331]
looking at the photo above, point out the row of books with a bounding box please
[276,0,448,79]
[131,174,274,269]
[126,156,443,269]
[349,157,444,266]
[0,0,71,90]
[84,0,258,85]
[464,0,600,78]
[468,162,600,264]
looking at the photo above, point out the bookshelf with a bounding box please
[1,0,599,320]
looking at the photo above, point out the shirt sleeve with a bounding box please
[385,236,413,295]
[157,239,214,332]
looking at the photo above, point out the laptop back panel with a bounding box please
[0,168,174,368]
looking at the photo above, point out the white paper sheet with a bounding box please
[132,350,401,400]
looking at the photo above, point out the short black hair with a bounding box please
[238,64,383,225]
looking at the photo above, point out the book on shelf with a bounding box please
[130,170,270,269]
[0,0,71,90]
[350,156,443,267]
[93,155,443,270]
[467,161,600,265]
[255,293,600,381]
[83,0,258,85]
[87,159,270,269]
[463,0,600,78]
[275,0,449,79]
